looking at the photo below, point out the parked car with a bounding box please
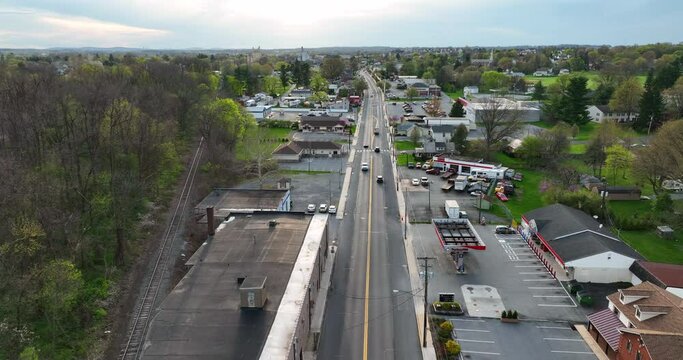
[363,144,369,149]
[469,190,483,197]
[374,147,380,153]
[328,205,337,214]
[307,204,316,213]
[376,175,384,183]
[495,225,516,234]
[411,178,420,186]
[415,162,422,168]
[426,168,441,175]
[407,162,415,169]
[459,211,468,219]
[422,163,430,170]
[496,192,509,202]
[319,204,328,213]
[361,162,369,171]
[421,177,429,186]
[576,290,594,306]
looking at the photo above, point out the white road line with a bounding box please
[451,318,486,322]
[537,326,573,330]
[455,329,491,333]
[519,272,544,274]
[511,259,541,262]
[457,339,495,343]
[544,338,585,342]
[528,287,562,289]
[464,351,501,355]
[550,350,594,354]
[523,279,556,281]
[533,295,571,298]
[516,265,544,268]
[538,304,577,307]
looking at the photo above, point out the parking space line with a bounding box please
[463,351,501,355]
[537,326,572,330]
[457,339,495,343]
[511,259,540,262]
[551,350,594,354]
[516,265,544,268]
[455,328,491,333]
[544,338,584,342]
[533,295,571,298]
[528,287,562,289]
[538,304,577,307]
[523,279,555,281]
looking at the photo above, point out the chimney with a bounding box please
[207,207,215,236]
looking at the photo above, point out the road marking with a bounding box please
[528,286,562,289]
[523,279,555,281]
[463,351,501,355]
[511,259,540,262]
[455,328,491,333]
[457,339,495,343]
[544,338,584,342]
[519,272,544,274]
[450,318,486,322]
[533,295,571,298]
[362,109,375,360]
[550,350,594,354]
[538,304,577,307]
[537,326,573,330]
[516,265,544,268]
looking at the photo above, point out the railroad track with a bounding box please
[119,137,205,360]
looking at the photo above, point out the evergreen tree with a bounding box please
[563,77,591,125]
[449,101,465,117]
[531,81,546,100]
[637,69,665,132]
[654,58,681,90]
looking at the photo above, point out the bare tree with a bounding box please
[477,97,524,158]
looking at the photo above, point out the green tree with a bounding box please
[663,77,683,118]
[262,75,284,97]
[352,77,368,95]
[406,87,419,100]
[310,91,329,104]
[609,77,643,123]
[449,101,465,117]
[654,192,674,213]
[480,71,510,91]
[637,69,665,132]
[310,72,329,92]
[564,76,591,125]
[445,339,462,357]
[277,62,290,87]
[518,136,544,166]
[37,260,83,347]
[409,126,422,146]
[605,144,634,183]
[451,124,468,154]
[197,98,256,163]
[531,81,546,100]
[478,97,524,158]
[320,55,345,80]
[584,121,621,176]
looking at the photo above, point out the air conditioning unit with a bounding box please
[240,276,268,309]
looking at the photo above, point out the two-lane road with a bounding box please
[318,72,422,360]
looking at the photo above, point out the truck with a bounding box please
[445,200,460,219]
[453,175,468,191]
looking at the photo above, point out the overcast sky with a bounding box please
[0,0,681,49]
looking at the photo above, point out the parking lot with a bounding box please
[448,318,596,359]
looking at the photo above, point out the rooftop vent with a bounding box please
[240,276,268,309]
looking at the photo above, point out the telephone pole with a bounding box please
[418,256,436,348]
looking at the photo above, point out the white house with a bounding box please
[533,69,553,77]
[587,105,639,123]
[245,105,273,120]
[424,117,474,131]
[521,204,643,283]
[462,97,541,123]
[272,141,346,162]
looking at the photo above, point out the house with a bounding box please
[395,122,417,136]
[588,105,639,123]
[140,212,329,360]
[533,68,553,76]
[559,68,570,75]
[430,124,455,142]
[462,97,541,123]
[299,115,346,133]
[504,138,523,156]
[594,185,642,201]
[586,281,683,359]
[630,261,683,298]
[463,86,479,98]
[245,105,273,120]
[580,174,604,190]
[521,204,643,283]
[272,141,345,162]
[290,88,312,98]
[423,117,474,130]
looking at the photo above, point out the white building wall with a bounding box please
[566,252,636,283]
[587,106,604,123]
[666,287,683,298]
[631,273,643,285]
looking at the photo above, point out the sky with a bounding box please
[0,0,681,49]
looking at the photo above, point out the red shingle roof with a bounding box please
[587,308,623,351]
[635,261,683,288]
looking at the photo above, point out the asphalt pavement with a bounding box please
[317,71,422,360]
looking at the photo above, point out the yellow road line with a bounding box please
[362,121,375,360]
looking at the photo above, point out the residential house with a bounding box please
[586,282,683,359]
[245,105,273,120]
[630,261,683,298]
[559,68,570,75]
[463,86,479,98]
[299,115,346,133]
[533,68,553,76]
[430,124,455,143]
[594,185,642,201]
[588,105,639,123]
[395,122,417,136]
[521,204,643,283]
[272,141,345,162]
[290,88,312,98]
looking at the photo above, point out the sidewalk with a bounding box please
[304,244,338,359]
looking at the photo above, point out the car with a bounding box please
[411,178,420,186]
[459,211,468,219]
[328,205,337,214]
[319,204,328,213]
[392,102,397,105]
[420,177,429,186]
[361,162,369,171]
[407,162,415,169]
[496,192,509,202]
[495,225,516,234]
[412,101,417,105]
[374,147,380,153]
[469,190,483,197]
[415,162,422,168]
[426,168,441,175]
[363,144,369,149]
[576,290,594,307]
[422,163,431,170]
[306,204,316,213]
[376,175,384,183]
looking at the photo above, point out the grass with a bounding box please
[236,127,292,161]
[395,140,419,151]
[619,229,683,264]
[569,144,586,154]
[492,153,547,220]
[533,120,598,141]
[609,200,653,220]
[523,71,602,90]
[446,90,464,100]
[397,153,417,166]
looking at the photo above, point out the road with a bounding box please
[318,72,422,360]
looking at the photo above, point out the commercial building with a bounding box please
[140,212,330,360]
[194,188,291,219]
[272,141,346,162]
[461,97,541,123]
[630,261,683,298]
[588,105,639,123]
[521,204,642,283]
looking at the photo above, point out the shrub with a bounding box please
[441,302,452,311]
[445,339,461,356]
[501,310,508,318]
[512,310,518,319]
[440,320,454,333]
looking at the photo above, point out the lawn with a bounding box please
[523,71,601,90]
[569,143,586,154]
[492,153,547,220]
[619,229,683,264]
[446,90,464,100]
[533,120,598,141]
[236,127,292,161]
[397,153,417,166]
[395,140,419,151]
[608,200,653,220]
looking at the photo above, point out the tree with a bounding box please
[531,82,546,100]
[409,126,422,146]
[426,97,441,116]
[37,260,83,347]
[563,76,591,125]
[262,75,284,97]
[406,87,419,101]
[310,91,329,104]
[291,60,310,87]
[633,120,683,193]
[451,124,468,154]
[352,77,368,95]
[277,62,290,87]
[445,340,462,357]
[637,69,665,132]
[584,121,621,176]
[310,72,328,93]
[477,97,524,158]
[197,98,256,164]
[605,144,634,183]
[320,55,345,80]
[609,77,643,123]
[480,71,510,91]
[663,77,683,119]
[449,101,465,117]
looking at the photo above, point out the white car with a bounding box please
[361,162,369,171]
[319,204,328,213]
[307,204,316,213]
[328,205,337,214]
[421,177,429,186]
[470,190,483,197]
[411,178,420,186]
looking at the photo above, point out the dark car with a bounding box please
[495,226,516,234]
[576,290,594,306]
[426,168,441,175]
[374,147,380,153]
[376,175,384,183]
[407,162,415,169]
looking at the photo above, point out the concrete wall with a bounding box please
[567,252,636,283]
[274,154,302,162]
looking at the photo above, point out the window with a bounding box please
[626,339,632,352]
[636,308,641,319]
[636,350,641,360]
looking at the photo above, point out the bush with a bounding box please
[501,310,508,318]
[445,339,461,356]
[438,320,453,340]
[441,302,452,311]
[512,310,518,319]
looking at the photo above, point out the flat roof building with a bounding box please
[194,188,291,218]
[140,212,329,360]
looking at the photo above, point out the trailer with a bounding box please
[433,218,486,273]
[431,155,511,180]
[441,183,454,192]
[453,175,468,191]
[445,200,460,218]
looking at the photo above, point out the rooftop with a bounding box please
[630,261,683,289]
[195,188,290,217]
[608,282,683,333]
[140,212,322,360]
[620,329,683,359]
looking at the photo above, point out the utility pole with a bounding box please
[404,191,408,240]
[418,256,435,348]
